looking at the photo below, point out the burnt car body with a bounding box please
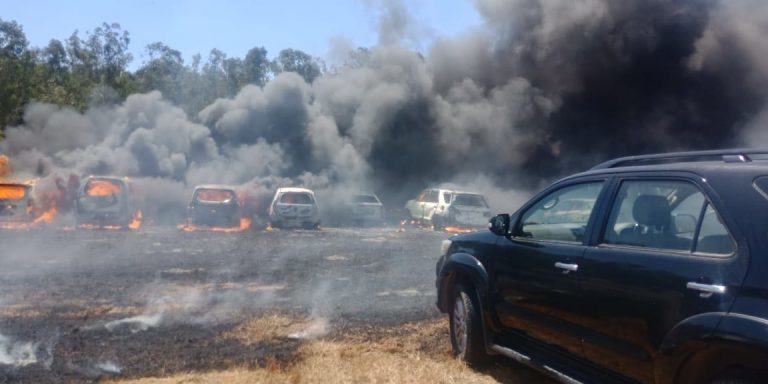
[269,187,320,229]
[436,149,768,383]
[186,185,241,228]
[76,177,135,228]
[0,183,34,224]
[437,192,492,229]
[346,193,384,226]
[405,188,491,230]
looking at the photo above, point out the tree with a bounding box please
[272,48,322,84]
[0,18,31,128]
[243,46,270,86]
[136,42,185,102]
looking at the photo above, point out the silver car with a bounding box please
[268,187,320,229]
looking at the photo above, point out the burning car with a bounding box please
[405,188,455,227]
[437,192,492,230]
[76,176,139,229]
[346,193,385,226]
[269,187,320,229]
[186,185,242,228]
[0,183,35,227]
[404,188,491,230]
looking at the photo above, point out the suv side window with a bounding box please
[442,192,452,204]
[517,182,604,243]
[425,190,439,203]
[696,204,735,254]
[602,180,734,255]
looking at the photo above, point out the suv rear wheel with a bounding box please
[449,284,486,366]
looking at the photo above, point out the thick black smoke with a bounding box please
[3,0,768,218]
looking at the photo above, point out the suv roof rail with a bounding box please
[590,148,768,170]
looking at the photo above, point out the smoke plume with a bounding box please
[3,0,768,218]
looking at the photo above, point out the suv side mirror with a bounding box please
[489,213,511,236]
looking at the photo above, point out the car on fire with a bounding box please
[76,176,136,228]
[405,188,491,230]
[438,192,492,230]
[0,182,36,225]
[345,193,385,226]
[268,187,320,229]
[186,185,242,228]
[436,149,768,384]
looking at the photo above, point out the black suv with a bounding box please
[435,150,768,383]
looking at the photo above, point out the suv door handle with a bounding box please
[554,262,578,274]
[686,282,726,298]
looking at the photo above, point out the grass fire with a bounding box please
[4,0,768,382]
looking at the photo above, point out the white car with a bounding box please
[346,193,384,226]
[268,187,320,229]
[441,192,492,229]
[405,188,491,229]
[404,188,455,225]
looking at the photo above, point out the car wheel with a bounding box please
[449,284,487,366]
[432,215,444,231]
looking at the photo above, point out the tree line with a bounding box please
[0,19,325,134]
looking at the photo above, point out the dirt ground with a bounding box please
[0,226,554,383]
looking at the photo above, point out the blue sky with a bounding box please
[4,0,481,70]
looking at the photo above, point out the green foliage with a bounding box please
[0,18,330,134]
[272,48,323,84]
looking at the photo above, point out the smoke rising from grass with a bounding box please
[0,332,56,369]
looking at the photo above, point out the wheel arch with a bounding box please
[658,313,768,384]
[437,252,497,353]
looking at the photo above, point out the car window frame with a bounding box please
[594,174,738,258]
[510,177,610,246]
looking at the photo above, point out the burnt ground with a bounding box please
[0,226,551,383]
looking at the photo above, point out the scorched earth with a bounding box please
[0,226,551,383]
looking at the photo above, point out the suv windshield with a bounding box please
[85,180,122,196]
[352,194,379,204]
[195,189,235,203]
[280,192,313,204]
[0,184,29,200]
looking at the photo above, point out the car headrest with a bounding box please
[632,195,671,228]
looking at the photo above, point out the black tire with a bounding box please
[432,215,444,231]
[449,284,487,366]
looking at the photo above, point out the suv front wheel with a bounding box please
[449,284,486,366]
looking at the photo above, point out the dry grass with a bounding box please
[105,314,547,384]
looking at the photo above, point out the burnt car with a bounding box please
[434,192,492,230]
[0,183,35,225]
[269,187,320,229]
[76,176,135,228]
[186,185,241,228]
[436,149,768,383]
[346,193,384,226]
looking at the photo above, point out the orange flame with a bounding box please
[86,180,122,197]
[0,155,10,179]
[0,184,27,200]
[178,217,252,233]
[443,226,477,234]
[128,210,143,230]
[196,189,235,202]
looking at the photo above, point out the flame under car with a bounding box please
[186,186,242,228]
[0,183,35,226]
[76,177,136,229]
[435,192,491,230]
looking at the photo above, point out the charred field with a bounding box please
[0,226,551,383]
